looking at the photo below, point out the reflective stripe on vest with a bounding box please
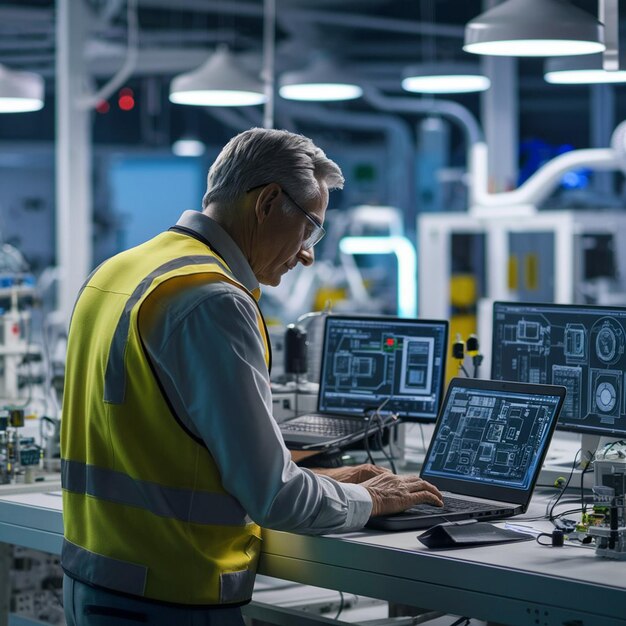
[62,539,256,604]
[104,254,233,404]
[63,538,148,597]
[62,459,252,526]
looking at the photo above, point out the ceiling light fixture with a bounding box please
[279,57,362,102]
[545,53,626,84]
[172,138,206,157]
[0,64,44,113]
[464,0,605,57]
[402,63,491,94]
[169,46,266,107]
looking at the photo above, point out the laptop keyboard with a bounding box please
[405,496,501,515]
[280,415,365,437]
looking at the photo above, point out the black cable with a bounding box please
[333,591,345,620]
[547,449,581,522]
[580,449,595,517]
[362,398,391,467]
[458,363,471,378]
[536,533,554,546]
[374,415,397,474]
[386,419,399,474]
[449,617,471,626]
[363,410,378,465]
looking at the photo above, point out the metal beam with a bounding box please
[56,0,93,326]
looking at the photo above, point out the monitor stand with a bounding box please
[539,432,607,490]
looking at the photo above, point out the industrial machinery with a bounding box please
[0,408,41,484]
[586,445,626,560]
[0,244,39,404]
[419,210,626,382]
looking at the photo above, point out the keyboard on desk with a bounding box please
[405,496,501,516]
[280,415,366,438]
[367,494,516,531]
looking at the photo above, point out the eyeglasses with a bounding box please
[247,184,325,250]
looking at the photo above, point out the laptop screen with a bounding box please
[421,379,565,505]
[317,316,448,422]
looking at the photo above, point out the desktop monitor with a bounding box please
[491,301,626,437]
[318,315,448,422]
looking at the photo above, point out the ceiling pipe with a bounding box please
[362,86,483,146]
[469,142,619,210]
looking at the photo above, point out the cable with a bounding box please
[362,397,391,467]
[448,617,471,626]
[333,591,345,620]
[78,0,140,110]
[580,449,595,517]
[374,414,398,474]
[363,411,377,466]
[547,449,581,522]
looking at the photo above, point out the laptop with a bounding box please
[367,377,566,531]
[279,315,448,450]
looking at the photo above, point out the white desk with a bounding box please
[0,490,625,626]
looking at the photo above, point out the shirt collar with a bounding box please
[175,210,260,295]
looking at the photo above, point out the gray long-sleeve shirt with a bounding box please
[140,210,372,534]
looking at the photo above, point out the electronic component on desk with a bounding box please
[582,446,626,559]
[19,438,41,467]
[0,408,42,484]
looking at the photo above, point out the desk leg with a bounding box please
[0,543,10,626]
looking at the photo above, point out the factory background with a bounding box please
[1,1,626,625]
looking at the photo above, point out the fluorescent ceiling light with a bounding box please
[464,0,605,57]
[545,53,626,84]
[402,63,490,94]
[169,46,266,107]
[0,64,44,113]
[172,139,206,157]
[279,57,363,102]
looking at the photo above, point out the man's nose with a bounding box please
[297,246,315,267]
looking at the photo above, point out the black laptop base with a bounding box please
[367,500,522,532]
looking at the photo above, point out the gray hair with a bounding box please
[202,128,344,212]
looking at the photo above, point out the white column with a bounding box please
[591,84,615,198]
[480,55,518,193]
[56,0,93,325]
[480,0,518,194]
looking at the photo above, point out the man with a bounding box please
[61,128,443,625]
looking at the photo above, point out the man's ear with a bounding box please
[255,183,281,224]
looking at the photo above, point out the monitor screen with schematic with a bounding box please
[318,315,449,423]
[491,301,626,438]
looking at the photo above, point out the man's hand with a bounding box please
[311,464,391,484]
[361,473,444,516]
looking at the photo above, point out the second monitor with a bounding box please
[492,301,626,437]
[319,315,448,422]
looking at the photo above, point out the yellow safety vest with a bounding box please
[61,229,270,606]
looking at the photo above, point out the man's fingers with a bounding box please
[410,490,444,508]
[401,476,444,500]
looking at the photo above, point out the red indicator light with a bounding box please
[119,87,134,97]
[118,95,135,111]
[386,338,395,346]
[96,100,110,114]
